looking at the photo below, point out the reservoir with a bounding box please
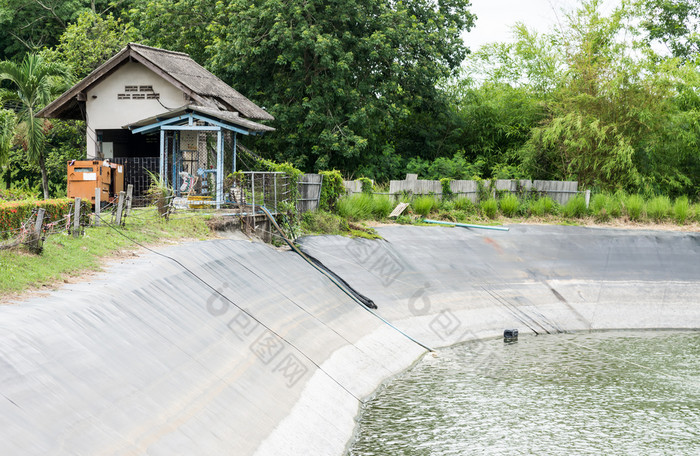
[349,331,700,455]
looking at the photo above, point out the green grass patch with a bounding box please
[301,210,349,235]
[453,196,476,213]
[646,195,671,222]
[336,194,395,221]
[480,198,498,219]
[0,208,212,296]
[624,194,645,221]
[672,196,690,225]
[529,196,557,216]
[562,195,588,218]
[499,194,520,217]
[412,195,438,216]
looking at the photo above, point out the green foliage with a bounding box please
[529,196,557,216]
[411,196,438,217]
[692,203,700,223]
[638,0,700,59]
[318,169,345,211]
[0,197,73,238]
[591,193,621,221]
[301,210,349,235]
[454,196,476,213]
[0,109,16,166]
[0,0,134,60]
[0,54,72,199]
[672,196,690,225]
[440,178,453,198]
[646,195,671,221]
[624,194,645,221]
[499,193,520,217]
[479,198,498,219]
[561,195,588,218]
[42,10,139,79]
[359,177,374,195]
[206,0,475,175]
[336,193,393,221]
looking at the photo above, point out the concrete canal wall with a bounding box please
[1,225,698,455]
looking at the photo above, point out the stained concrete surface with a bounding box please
[0,225,698,455]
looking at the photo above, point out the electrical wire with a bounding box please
[93,213,364,403]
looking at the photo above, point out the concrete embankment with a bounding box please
[0,225,698,455]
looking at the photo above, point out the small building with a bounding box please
[38,43,274,204]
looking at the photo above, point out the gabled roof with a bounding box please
[37,43,274,121]
[126,105,276,135]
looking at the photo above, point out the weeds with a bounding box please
[624,194,645,221]
[529,196,557,216]
[412,195,438,216]
[562,195,588,218]
[646,195,671,222]
[480,198,498,219]
[672,196,689,225]
[499,194,520,217]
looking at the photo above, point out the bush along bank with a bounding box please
[300,190,700,236]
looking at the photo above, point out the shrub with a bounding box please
[499,194,520,217]
[440,178,453,198]
[301,210,349,234]
[591,193,620,221]
[454,196,475,213]
[318,169,345,211]
[529,196,557,216]
[0,198,77,239]
[692,203,700,223]
[359,177,374,194]
[371,194,394,219]
[480,198,498,219]
[646,195,671,222]
[562,195,588,218]
[336,194,373,221]
[412,195,438,216]
[624,194,645,221]
[440,199,455,212]
[672,196,690,225]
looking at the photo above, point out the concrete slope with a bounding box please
[1,225,698,455]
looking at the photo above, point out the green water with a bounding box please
[349,331,700,455]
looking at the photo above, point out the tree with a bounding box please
[0,109,16,166]
[42,10,140,79]
[0,0,135,60]
[204,0,475,175]
[0,54,72,199]
[638,0,700,59]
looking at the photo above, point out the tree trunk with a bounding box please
[38,153,49,199]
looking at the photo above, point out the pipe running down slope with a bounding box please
[0,224,698,455]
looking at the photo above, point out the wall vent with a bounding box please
[132,93,146,100]
[124,85,138,92]
[139,85,154,92]
[146,93,160,100]
[117,93,130,100]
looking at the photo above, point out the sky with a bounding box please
[464,0,622,50]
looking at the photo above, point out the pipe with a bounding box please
[423,219,510,231]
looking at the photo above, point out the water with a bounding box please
[349,331,700,455]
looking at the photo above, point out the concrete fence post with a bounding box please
[94,188,101,226]
[73,198,81,238]
[584,189,591,209]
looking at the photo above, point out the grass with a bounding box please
[336,194,396,221]
[499,194,520,217]
[454,196,476,213]
[562,195,588,218]
[624,194,645,221]
[480,198,498,219]
[673,196,690,225]
[0,207,212,297]
[646,195,671,222]
[301,210,349,234]
[529,196,557,216]
[412,195,438,216]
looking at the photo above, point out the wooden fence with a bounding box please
[297,173,324,213]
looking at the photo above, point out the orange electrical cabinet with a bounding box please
[67,160,125,205]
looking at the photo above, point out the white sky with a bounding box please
[464,0,622,50]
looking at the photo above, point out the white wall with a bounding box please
[85,62,186,157]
